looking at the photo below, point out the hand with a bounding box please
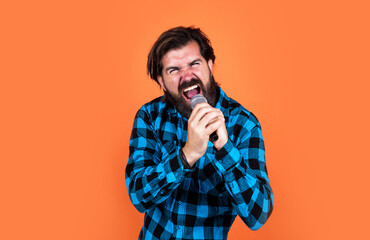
[211,114,228,150]
[182,103,228,167]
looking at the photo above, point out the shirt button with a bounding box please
[176,226,180,230]
[175,172,179,177]
[178,201,182,205]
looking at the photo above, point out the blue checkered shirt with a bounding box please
[126,88,273,240]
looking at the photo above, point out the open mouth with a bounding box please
[183,85,201,101]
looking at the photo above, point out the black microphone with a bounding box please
[190,94,219,142]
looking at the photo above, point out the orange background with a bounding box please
[1,0,370,239]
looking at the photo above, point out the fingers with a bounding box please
[189,102,209,122]
[204,115,225,135]
[184,103,227,162]
[189,103,224,135]
[190,103,222,124]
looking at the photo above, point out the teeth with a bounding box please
[183,85,198,92]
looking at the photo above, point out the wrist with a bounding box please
[181,145,198,167]
[179,148,193,169]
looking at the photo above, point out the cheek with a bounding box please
[165,78,181,92]
[197,68,211,81]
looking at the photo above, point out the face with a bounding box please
[157,41,218,118]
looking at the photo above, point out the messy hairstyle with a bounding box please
[147,26,215,84]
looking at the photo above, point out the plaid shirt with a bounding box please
[126,88,273,240]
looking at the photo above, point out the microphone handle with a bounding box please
[210,132,218,142]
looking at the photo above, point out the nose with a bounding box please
[180,67,193,82]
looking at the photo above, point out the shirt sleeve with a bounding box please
[213,124,274,230]
[125,107,191,213]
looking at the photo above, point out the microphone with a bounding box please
[190,94,219,142]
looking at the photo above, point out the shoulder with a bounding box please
[135,96,174,123]
[139,96,164,114]
[229,98,260,125]
[219,89,261,130]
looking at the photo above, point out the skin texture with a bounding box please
[157,41,228,166]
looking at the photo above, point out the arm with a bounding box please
[125,108,190,213]
[213,124,274,230]
[182,102,273,228]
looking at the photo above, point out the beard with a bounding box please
[164,74,220,119]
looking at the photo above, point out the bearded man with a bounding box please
[125,26,273,240]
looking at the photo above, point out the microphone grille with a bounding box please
[190,94,207,109]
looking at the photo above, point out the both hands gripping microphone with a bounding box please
[190,94,219,142]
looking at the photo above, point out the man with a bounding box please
[125,26,273,240]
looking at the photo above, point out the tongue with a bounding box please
[184,89,199,100]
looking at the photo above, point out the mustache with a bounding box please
[178,78,204,93]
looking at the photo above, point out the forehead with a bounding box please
[161,41,204,66]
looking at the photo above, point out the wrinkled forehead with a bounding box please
[161,41,204,67]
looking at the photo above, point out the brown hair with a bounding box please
[147,26,215,84]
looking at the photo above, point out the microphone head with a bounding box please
[190,94,207,109]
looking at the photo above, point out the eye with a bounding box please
[190,61,201,68]
[168,69,179,75]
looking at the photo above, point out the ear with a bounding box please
[207,60,214,74]
[157,75,166,91]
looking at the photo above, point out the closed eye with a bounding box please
[189,59,201,67]
[166,67,180,75]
